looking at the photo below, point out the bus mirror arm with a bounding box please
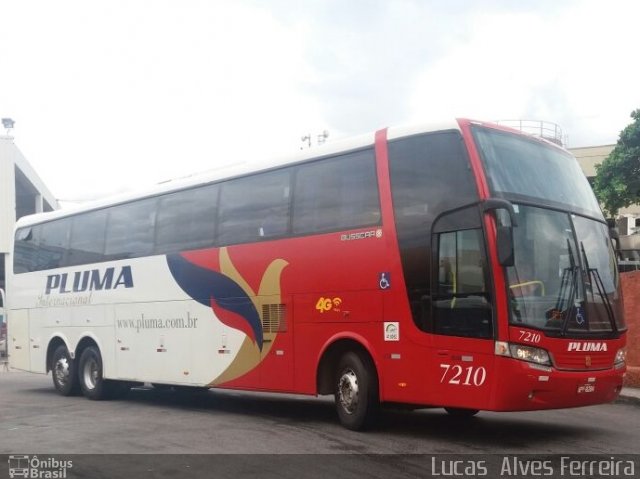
[482,198,517,267]
[481,198,518,227]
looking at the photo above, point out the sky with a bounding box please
[1,0,639,204]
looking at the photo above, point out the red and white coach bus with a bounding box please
[7,119,626,430]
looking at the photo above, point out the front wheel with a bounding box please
[51,345,79,396]
[334,351,379,431]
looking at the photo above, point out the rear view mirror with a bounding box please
[496,225,515,267]
[482,198,517,267]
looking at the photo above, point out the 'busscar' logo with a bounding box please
[45,266,134,295]
[567,342,608,352]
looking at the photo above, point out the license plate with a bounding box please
[577,384,595,394]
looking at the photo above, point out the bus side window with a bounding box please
[292,149,380,235]
[37,219,72,271]
[218,170,291,246]
[155,184,218,253]
[388,132,479,334]
[105,198,158,260]
[14,227,35,273]
[68,209,108,267]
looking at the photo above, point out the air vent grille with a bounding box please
[262,304,287,333]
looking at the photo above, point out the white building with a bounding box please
[0,134,58,293]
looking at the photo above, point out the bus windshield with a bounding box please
[473,126,602,218]
[472,127,625,335]
[504,205,624,335]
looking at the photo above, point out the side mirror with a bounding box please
[496,225,515,266]
[482,198,517,267]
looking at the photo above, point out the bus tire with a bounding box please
[51,344,79,396]
[334,351,379,431]
[78,346,109,400]
[444,407,479,418]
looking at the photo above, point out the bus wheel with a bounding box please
[444,407,479,418]
[334,351,379,431]
[51,345,79,396]
[78,346,109,400]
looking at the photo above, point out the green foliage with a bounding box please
[594,109,640,217]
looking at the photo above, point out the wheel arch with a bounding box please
[46,335,69,373]
[316,333,381,396]
[74,334,103,367]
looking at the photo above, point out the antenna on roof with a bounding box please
[317,130,329,145]
[301,130,330,149]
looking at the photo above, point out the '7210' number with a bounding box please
[440,364,487,386]
[519,330,542,343]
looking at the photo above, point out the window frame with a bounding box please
[291,147,382,237]
[13,146,383,273]
[430,205,495,339]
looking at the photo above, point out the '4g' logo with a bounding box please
[316,297,342,313]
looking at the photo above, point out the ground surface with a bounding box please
[1,370,638,477]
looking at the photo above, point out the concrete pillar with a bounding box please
[0,138,17,254]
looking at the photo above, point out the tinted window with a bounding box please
[14,227,37,273]
[218,170,291,245]
[105,198,157,259]
[434,228,492,338]
[37,219,71,270]
[14,221,71,272]
[156,184,218,253]
[388,132,479,332]
[68,209,107,266]
[473,127,601,217]
[293,149,380,235]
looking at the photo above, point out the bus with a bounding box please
[7,119,626,430]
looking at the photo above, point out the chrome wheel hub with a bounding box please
[54,357,70,386]
[338,369,359,414]
[83,357,99,390]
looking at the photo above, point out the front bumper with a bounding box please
[489,356,624,411]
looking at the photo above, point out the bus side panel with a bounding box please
[8,309,30,371]
[114,301,188,385]
[28,308,47,373]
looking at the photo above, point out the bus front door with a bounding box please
[429,227,495,410]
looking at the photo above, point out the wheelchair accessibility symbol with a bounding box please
[379,272,391,290]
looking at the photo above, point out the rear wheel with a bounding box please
[78,346,128,400]
[51,345,79,396]
[444,407,479,418]
[334,351,379,431]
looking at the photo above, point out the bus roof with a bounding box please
[15,119,466,228]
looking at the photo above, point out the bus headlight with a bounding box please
[614,348,626,369]
[510,344,551,366]
[495,341,552,366]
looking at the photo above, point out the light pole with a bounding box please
[2,118,15,135]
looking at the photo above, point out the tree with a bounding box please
[593,109,640,217]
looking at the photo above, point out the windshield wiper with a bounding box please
[556,239,579,335]
[580,241,618,333]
